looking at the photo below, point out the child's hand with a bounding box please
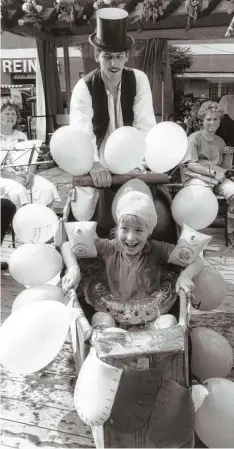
[62,265,81,294]
[176,273,195,296]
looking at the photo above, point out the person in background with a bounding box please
[69,8,156,235]
[183,101,234,241]
[217,95,234,148]
[0,198,16,270]
[0,97,61,209]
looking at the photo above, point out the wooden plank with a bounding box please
[1,419,94,448]
[1,377,75,411]
[93,325,185,360]
[56,26,229,45]
[0,397,92,438]
[63,37,71,114]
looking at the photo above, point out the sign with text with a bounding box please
[2,59,36,73]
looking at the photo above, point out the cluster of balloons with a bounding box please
[192,378,234,448]
[0,204,71,376]
[49,122,188,176]
[188,264,234,447]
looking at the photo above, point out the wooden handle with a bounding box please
[178,289,189,330]
[72,172,170,187]
[68,289,92,342]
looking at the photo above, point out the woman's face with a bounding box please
[117,215,149,256]
[203,111,221,133]
[1,105,17,128]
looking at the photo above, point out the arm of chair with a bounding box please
[67,288,93,342]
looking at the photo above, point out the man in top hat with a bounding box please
[70,8,156,189]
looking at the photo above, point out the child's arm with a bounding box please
[175,256,204,295]
[61,241,81,293]
[60,236,106,293]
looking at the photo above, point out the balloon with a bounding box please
[190,327,233,380]
[50,126,93,175]
[145,122,188,173]
[192,266,226,311]
[104,126,146,174]
[112,179,152,223]
[155,314,177,329]
[9,243,63,286]
[171,184,218,230]
[13,204,59,244]
[0,300,71,375]
[74,347,123,426]
[12,285,65,313]
[191,384,209,412]
[195,378,234,448]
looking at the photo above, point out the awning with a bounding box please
[175,73,234,78]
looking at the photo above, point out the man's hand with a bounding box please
[62,265,81,294]
[223,146,234,154]
[90,162,112,188]
[214,166,227,183]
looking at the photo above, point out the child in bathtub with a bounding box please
[61,191,204,326]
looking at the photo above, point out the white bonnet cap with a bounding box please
[116,191,157,234]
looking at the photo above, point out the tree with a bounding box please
[169,45,194,75]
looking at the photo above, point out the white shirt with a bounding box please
[70,68,156,166]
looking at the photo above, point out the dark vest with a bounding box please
[83,68,136,149]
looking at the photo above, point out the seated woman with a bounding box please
[61,191,203,327]
[183,100,234,240]
[0,98,61,209]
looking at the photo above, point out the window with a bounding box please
[209,83,218,101]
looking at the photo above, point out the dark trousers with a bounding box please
[1,199,16,244]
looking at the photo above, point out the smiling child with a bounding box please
[61,191,203,325]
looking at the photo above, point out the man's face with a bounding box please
[95,51,129,81]
[117,215,149,256]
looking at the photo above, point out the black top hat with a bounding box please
[89,8,135,52]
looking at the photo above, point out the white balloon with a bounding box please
[192,384,209,412]
[195,378,234,448]
[74,347,123,426]
[0,300,71,375]
[171,184,218,230]
[112,179,152,223]
[13,204,59,244]
[104,126,146,174]
[9,243,63,286]
[50,126,94,175]
[145,122,188,173]
[12,285,65,313]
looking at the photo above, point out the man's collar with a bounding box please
[115,238,152,254]
[105,83,122,95]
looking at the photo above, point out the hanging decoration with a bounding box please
[1,0,233,32]
[18,0,43,29]
[54,0,83,24]
[142,0,170,22]
[93,0,117,10]
[185,0,203,29]
[225,14,234,36]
